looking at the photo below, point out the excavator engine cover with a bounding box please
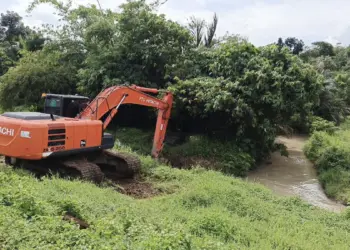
[0,111,111,160]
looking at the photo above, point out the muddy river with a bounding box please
[247,135,345,212]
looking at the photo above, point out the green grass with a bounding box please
[0,156,350,249]
[112,127,255,177]
[304,118,350,204]
[0,126,349,249]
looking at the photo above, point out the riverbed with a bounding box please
[247,135,345,212]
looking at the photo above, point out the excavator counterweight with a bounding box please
[0,85,173,183]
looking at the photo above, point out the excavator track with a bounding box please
[62,159,104,184]
[89,150,141,180]
[4,150,141,184]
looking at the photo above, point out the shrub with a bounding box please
[318,167,350,203]
[0,50,78,110]
[304,120,350,203]
[304,131,333,162]
[309,116,338,134]
[316,145,350,172]
[168,44,322,160]
[166,135,255,176]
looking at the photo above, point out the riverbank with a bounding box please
[114,127,348,211]
[304,119,350,206]
[247,135,345,212]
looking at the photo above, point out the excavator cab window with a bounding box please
[43,94,90,118]
[44,96,62,116]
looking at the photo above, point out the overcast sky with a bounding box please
[2,0,350,46]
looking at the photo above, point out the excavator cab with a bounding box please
[42,93,90,118]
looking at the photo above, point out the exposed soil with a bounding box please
[63,213,90,229]
[111,178,160,199]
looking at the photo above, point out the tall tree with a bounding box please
[204,13,218,48]
[277,37,283,48]
[188,16,206,47]
[312,41,335,57]
[187,13,219,48]
[0,10,47,76]
[0,11,29,43]
[276,37,304,55]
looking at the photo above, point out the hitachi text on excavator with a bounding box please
[0,85,173,183]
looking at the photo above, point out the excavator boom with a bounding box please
[78,85,173,158]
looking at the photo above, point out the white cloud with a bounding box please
[226,0,350,46]
[3,0,350,46]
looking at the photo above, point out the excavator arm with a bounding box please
[78,85,173,158]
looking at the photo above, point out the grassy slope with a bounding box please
[304,119,350,204]
[1,160,350,249]
[0,129,349,249]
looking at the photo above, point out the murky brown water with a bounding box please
[247,135,345,212]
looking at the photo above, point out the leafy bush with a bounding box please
[315,82,350,125]
[169,44,322,158]
[318,168,350,203]
[76,0,193,96]
[304,131,333,162]
[166,135,255,176]
[167,42,321,160]
[0,50,78,110]
[316,146,350,172]
[304,122,350,204]
[309,116,338,134]
[304,44,350,125]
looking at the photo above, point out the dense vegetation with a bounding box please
[0,0,335,168]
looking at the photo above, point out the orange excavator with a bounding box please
[0,85,173,183]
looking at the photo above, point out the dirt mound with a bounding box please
[112,179,160,199]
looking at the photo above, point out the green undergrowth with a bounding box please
[0,156,350,249]
[112,127,255,177]
[304,118,350,204]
